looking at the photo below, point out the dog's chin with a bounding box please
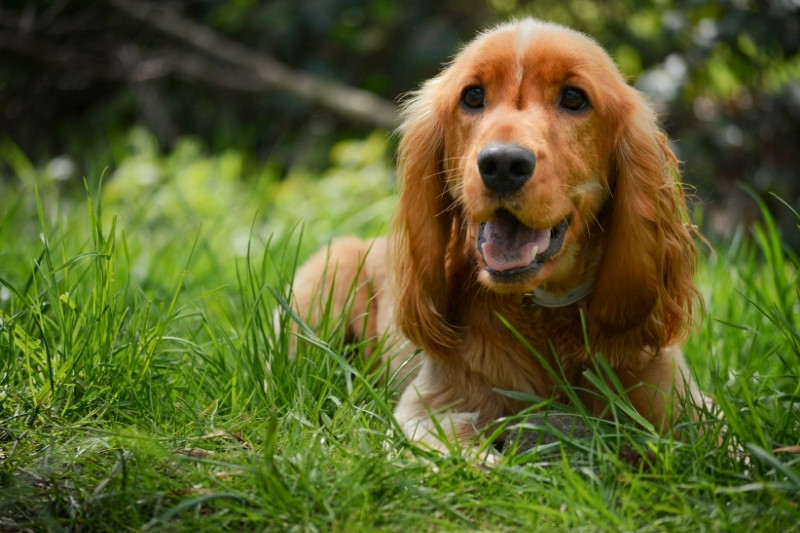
[477,254,570,294]
[477,210,571,293]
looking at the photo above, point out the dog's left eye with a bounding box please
[461,86,485,110]
[560,87,589,111]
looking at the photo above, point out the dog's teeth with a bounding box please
[530,246,539,261]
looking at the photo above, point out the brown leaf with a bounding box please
[773,446,800,454]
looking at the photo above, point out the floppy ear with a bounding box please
[389,78,463,357]
[588,91,701,362]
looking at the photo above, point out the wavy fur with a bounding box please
[289,18,705,454]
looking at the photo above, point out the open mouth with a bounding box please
[478,209,570,278]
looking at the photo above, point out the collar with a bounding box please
[525,283,594,308]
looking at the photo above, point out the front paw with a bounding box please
[400,411,480,452]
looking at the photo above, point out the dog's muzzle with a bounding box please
[478,209,570,277]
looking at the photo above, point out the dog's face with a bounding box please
[393,19,698,358]
[434,21,633,294]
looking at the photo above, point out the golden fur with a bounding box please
[288,19,703,454]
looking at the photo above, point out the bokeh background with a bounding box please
[2,0,799,248]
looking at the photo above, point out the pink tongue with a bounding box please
[481,212,552,272]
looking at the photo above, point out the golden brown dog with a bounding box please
[287,18,704,456]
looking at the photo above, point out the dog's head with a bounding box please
[390,19,700,360]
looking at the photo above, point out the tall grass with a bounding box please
[1,136,798,531]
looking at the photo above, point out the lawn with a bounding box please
[1,130,799,531]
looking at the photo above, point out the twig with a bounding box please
[110,0,398,128]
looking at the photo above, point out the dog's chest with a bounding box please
[461,301,590,396]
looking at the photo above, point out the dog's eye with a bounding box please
[461,86,485,110]
[560,87,589,112]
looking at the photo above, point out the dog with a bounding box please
[285,18,704,457]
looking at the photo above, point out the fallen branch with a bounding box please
[110,0,398,128]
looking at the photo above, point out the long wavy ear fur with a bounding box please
[588,90,701,363]
[389,78,462,357]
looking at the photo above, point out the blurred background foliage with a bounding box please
[1,0,799,247]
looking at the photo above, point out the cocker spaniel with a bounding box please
[287,18,704,456]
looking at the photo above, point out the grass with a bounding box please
[1,136,799,531]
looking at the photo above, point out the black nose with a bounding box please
[477,143,536,194]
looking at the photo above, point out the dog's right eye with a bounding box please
[560,87,590,112]
[461,86,485,110]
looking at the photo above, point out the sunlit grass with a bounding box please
[1,137,798,531]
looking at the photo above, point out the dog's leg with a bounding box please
[615,345,705,432]
[283,237,379,355]
[393,358,500,463]
[281,237,418,381]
